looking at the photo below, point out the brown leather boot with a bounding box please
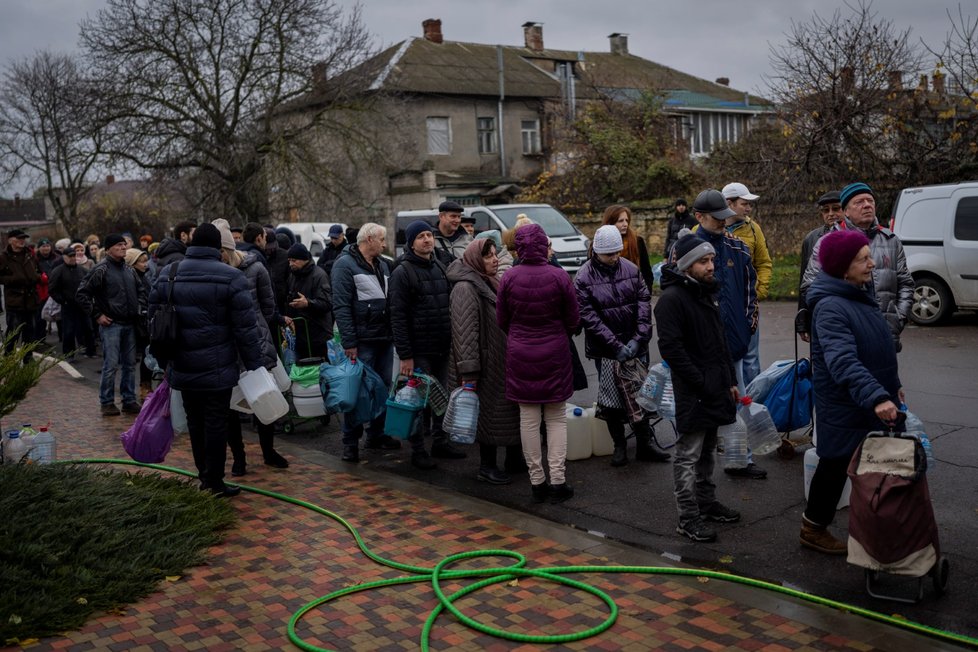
[800,515,847,555]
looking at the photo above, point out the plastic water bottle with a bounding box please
[739,396,781,455]
[28,426,57,464]
[448,384,479,445]
[901,404,935,472]
[4,431,28,464]
[718,413,749,470]
[638,362,666,412]
[656,362,676,420]
[394,378,423,408]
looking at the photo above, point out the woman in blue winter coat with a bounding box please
[803,230,902,555]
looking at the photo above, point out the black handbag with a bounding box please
[148,262,180,363]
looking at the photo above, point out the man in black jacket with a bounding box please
[389,221,467,469]
[285,243,332,360]
[150,223,263,497]
[316,224,347,279]
[48,245,96,359]
[663,198,696,259]
[654,234,742,543]
[77,233,147,416]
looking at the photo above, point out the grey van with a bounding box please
[395,203,590,273]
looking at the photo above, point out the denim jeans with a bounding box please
[742,328,761,388]
[408,352,450,452]
[342,341,393,446]
[673,427,719,524]
[99,322,137,406]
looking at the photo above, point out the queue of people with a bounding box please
[1,183,914,550]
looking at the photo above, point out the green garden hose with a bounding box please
[68,459,978,651]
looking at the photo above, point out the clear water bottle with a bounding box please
[718,413,749,470]
[448,384,479,445]
[28,426,57,464]
[740,396,781,455]
[4,431,28,464]
[901,404,935,472]
[657,362,676,420]
[638,362,667,412]
[394,378,423,408]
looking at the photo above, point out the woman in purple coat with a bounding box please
[497,224,581,504]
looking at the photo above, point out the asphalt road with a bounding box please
[277,300,978,640]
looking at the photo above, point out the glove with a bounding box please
[622,340,639,360]
[615,346,631,362]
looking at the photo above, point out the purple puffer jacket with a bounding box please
[574,256,651,360]
[497,224,580,403]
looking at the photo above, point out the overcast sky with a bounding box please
[0,0,969,195]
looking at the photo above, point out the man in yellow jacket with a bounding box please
[721,182,772,387]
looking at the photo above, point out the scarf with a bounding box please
[462,238,499,292]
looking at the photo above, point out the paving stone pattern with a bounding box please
[6,370,893,651]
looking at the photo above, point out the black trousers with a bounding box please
[804,454,851,527]
[183,388,233,489]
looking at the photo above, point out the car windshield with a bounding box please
[490,206,578,237]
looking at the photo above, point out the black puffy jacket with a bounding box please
[149,246,262,391]
[389,251,452,359]
[653,265,737,434]
[154,237,186,268]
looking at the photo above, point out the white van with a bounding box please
[276,222,347,263]
[394,204,590,273]
[890,182,978,324]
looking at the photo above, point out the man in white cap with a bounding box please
[721,182,772,388]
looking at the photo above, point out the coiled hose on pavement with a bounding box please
[68,459,978,651]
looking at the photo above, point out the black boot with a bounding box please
[550,483,575,504]
[634,421,671,463]
[531,482,551,504]
[609,422,628,467]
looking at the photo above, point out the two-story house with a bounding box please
[274,19,772,224]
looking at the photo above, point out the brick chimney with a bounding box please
[422,19,443,44]
[715,77,730,87]
[523,22,543,51]
[106,174,115,184]
[932,72,945,95]
[609,33,628,55]
[887,70,903,90]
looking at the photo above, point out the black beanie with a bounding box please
[287,242,311,261]
[405,220,433,251]
[191,223,222,250]
[104,233,126,249]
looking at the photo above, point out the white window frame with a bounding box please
[521,119,541,155]
[477,117,497,154]
[426,116,452,155]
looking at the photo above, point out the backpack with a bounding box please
[149,262,180,364]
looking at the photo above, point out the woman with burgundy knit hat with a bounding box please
[802,229,903,555]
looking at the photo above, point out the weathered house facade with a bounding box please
[274,20,772,226]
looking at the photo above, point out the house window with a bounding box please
[521,119,541,155]
[477,117,497,154]
[426,117,451,155]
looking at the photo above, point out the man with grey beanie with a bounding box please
[655,232,742,542]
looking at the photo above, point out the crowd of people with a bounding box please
[0,184,914,545]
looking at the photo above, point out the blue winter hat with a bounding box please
[839,182,874,209]
[405,220,433,251]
